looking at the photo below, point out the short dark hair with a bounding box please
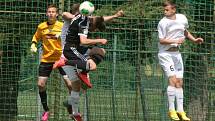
[163,1,176,8]
[47,4,59,13]
[70,3,80,15]
[89,16,106,32]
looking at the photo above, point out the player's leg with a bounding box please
[158,52,180,121]
[74,47,106,71]
[70,81,81,119]
[58,67,73,93]
[62,48,92,88]
[62,65,82,121]
[174,53,190,121]
[167,76,180,121]
[54,47,105,71]
[175,78,190,121]
[58,67,74,116]
[66,47,105,88]
[38,62,53,121]
[58,47,105,88]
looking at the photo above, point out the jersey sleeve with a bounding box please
[184,15,189,29]
[157,21,166,39]
[32,27,42,43]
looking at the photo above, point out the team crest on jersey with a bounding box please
[83,29,88,35]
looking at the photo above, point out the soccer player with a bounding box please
[54,7,124,86]
[54,4,124,89]
[63,8,107,121]
[53,3,124,121]
[157,1,203,121]
[30,4,72,121]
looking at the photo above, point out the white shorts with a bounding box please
[62,65,79,82]
[158,51,184,78]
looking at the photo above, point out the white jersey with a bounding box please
[157,14,189,52]
[61,18,71,49]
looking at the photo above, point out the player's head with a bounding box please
[163,1,176,17]
[89,47,106,65]
[46,4,59,22]
[89,16,106,32]
[70,3,80,15]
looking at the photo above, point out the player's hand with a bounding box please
[194,38,203,44]
[30,43,37,53]
[115,10,124,17]
[177,38,185,44]
[100,39,107,45]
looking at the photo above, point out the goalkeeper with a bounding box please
[30,4,73,121]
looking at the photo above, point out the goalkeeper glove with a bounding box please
[30,43,37,53]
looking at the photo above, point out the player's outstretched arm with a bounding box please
[184,30,203,44]
[80,35,107,45]
[102,10,124,22]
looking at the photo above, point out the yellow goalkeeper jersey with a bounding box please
[32,21,63,62]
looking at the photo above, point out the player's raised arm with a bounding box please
[184,30,203,44]
[103,10,124,22]
[62,12,75,20]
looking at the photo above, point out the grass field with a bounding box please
[17,87,168,121]
[16,61,215,121]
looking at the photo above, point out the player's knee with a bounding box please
[37,82,46,90]
[38,77,47,90]
[168,75,177,86]
[176,79,183,88]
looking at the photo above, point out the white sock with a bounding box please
[167,86,176,111]
[69,91,80,115]
[175,88,184,112]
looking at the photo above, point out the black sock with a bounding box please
[39,90,49,111]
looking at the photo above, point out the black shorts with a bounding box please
[39,62,66,77]
[63,48,88,71]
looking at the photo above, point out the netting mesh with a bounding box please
[0,0,214,121]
